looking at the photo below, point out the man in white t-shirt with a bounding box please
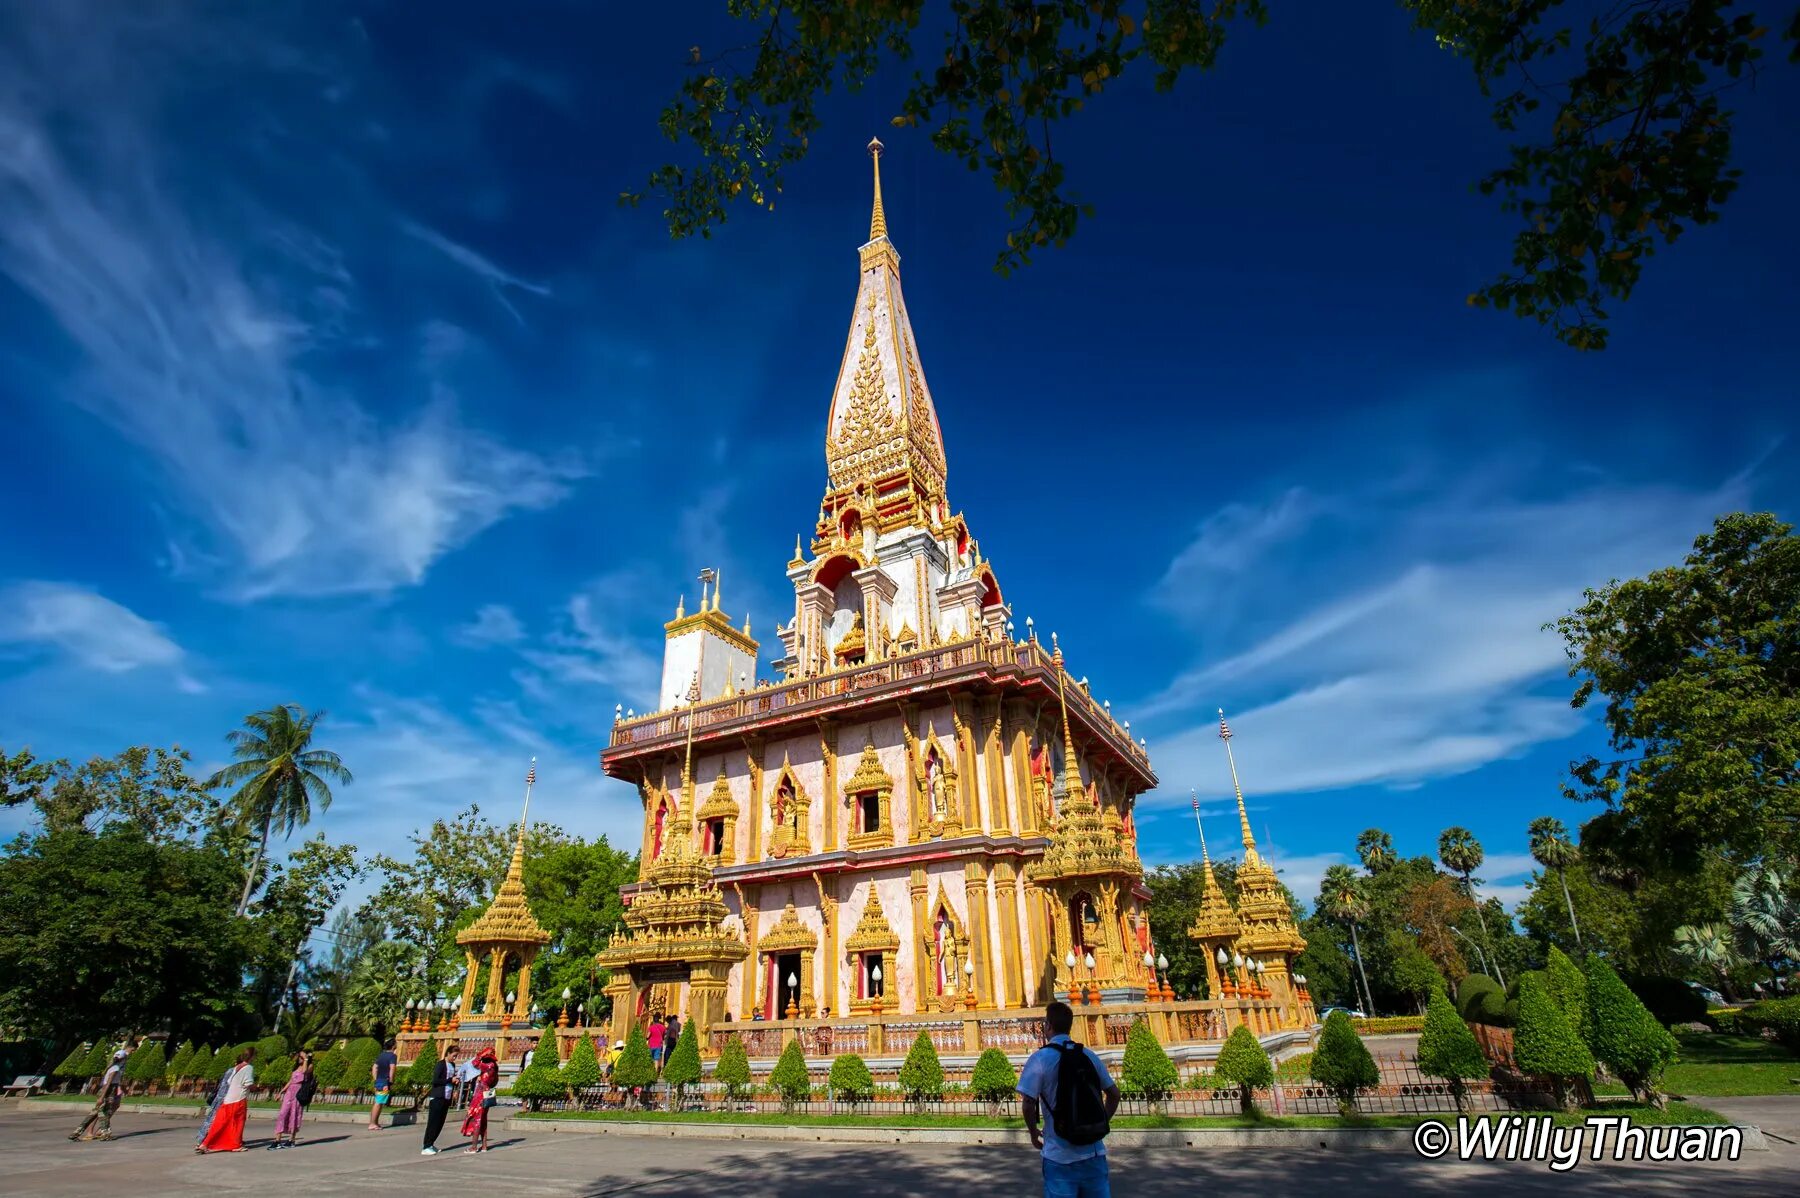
[1016,1002,1120,1198]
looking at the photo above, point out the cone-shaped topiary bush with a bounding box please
[1456,974,1510,1026]
[1545,946,1588,1033]
[310,1044,343,1091]
[769,1039,811,1110]
[828,1053,874,1103]
[1515,971,1593,1109]
[971,1048,1019,1106]
[561,1031,604,1099]
[53,1043,92,1083]
[1213,1024,1274,1116]
[511,1028,566,1111]
[1584,955,1678,1108]
[263,1054,295,1095]
[1310,1009,1379,1115]
[1417,986,1488,1113]
[124,1040,166,1091]
[663,1020,702,1105]
[401,1036,438,1100]
[340,1038,379,1094]
[899,1031,944,1102]
[715,1035,752,1103]
[255,1034,289,1067]
[79,1040,114,1079]
[165,1041,195,1087]
[184,1045,215,1090]
[1122,1018,1179,1102]
[612,1025,656,1092]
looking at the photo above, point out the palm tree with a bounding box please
[1320,864,1376,1015]
[1356,828,1396,874]
[1437,826,1502,986]
[1672,922,1741,1000]
[206,704,352,916]
[1730,865,1799,991]
[1527,816,1583,950]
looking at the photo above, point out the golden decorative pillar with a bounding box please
[1025,888,1052,1003]
[745,741,765,863]
[1006,700,1037,835]
[984,698,1011,836]
[908,866,930,1010]
[964,860,997,1009]
[818,719,839,853]
[992,862,1023,1009]
[735,884,761,1020]
[952,698,979,832]
[814,873,841,1016]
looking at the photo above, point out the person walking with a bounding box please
[198,1047,256,1154]
[69,1048,128,1142]
[367,1039,398,1130]
[459,1047,499,1153]
[270,1050,313,1149]
[647,1016,666,1074]
[420,1044,460,1156]
[194,1058,228,1149]
[1017,1001,1121,1198]
[664,1014,682,1062]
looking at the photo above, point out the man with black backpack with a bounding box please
[1017,1001,1121,1198]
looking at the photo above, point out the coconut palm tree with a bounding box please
[1355,828,1396,874]
[1528,816,1583,950]
[1319,864,1376,1015]
[206,704,352,916]
[1437,826,1502,986]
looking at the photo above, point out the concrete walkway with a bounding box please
[1703,1095,1800,1145]
[6,1101,1794,1196]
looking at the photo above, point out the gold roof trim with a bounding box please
[697,765,738,820]
[757,902,819,953]
[457,837,552,948]
[843,739,891,795]
[843,889,900,954]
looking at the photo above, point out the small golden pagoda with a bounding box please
[1184,805,1243,998]
[456,833,553,1026]
[1215,711,1308,1022]
[599,695,749,1044]
[1025,637,1148,1001]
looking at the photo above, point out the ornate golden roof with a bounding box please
[843,739,891,795]
[1026,646,1141,889]
[697,765,738,820]
[758,902,819,953]
[457,837,552,949]
[597,830,747,970]
[1185,819,1241,945]
[843,890,899,954]
[834,610,868,661]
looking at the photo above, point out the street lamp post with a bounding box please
[1063,951,1080,1005]
[1157,953,1170,1000]
[1083,952,1098,1006]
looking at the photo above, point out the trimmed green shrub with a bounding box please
[1737,996,1800,1052]
[828,1053,874,1102]
[1121,1018,1179,1102]
[164,1041,195,1086]
[1708,1007,1741,1035]
[561,1032,604,1097]
[1623,973,1707,1027]
[898,1031,945,1102]
[339,1038,380,1093]
[184,1045,215,1087]
[1514,972,1593,1108]
[663,1021,702,1103]
[971,1048,1019,1105]
[125,1040,166,1090]
[769,1040,811,1109]
[511,1028,566,1111]
[79,1041,114,1078]
[611,1026,655,1091]
[401,1036,438,1097]
[1310,1010,1379,1115]
[1545,947,1588,1033]
[1456,975,1508,1026]
[1587,957,1680,1107]
[1417,986,1488,1113]
[715,1035,752,1102]
[1212,1024,1274,1115]
[263,1054,295,1093]
[254,1034,289,1067]
[53,1043,92,1081]
[209,1043,253,1084]
[310,1044,343,1090]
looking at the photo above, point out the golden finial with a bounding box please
[1218,709,1258,855]
[1055,645,1084,807]
[712,568,723,612]
[868,137,887,241]
[1190,790,1212,866]
[675,594,686,619]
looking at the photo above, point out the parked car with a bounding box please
[1685,981,1727,1007]
[1319,1005,1368,1020]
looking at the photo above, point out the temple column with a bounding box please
[909,867,930,1011]
[952,698,980,832]
[485,948,506,1015]
[737,888,762,1020]
[1025,889,1052,1003]
[746,742,765,863]
[512,957,534,1019]
[1006,700,1037,834]
[459,952,480,1013]
[984,698,1010,836]
[816,877,840,1017]
[818,720,839,853]
[993,863,1022,1009]
[965,861,996,1009]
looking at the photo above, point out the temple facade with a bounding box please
[598,143,1311,1057]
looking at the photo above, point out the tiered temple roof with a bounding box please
[456,837,552,949]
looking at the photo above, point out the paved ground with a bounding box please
[4,1103,1793,1196]
[1705,1095,1800,1145]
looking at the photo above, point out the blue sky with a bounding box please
[2,2,1796,915]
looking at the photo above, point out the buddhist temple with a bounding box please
[599,142,1314,1061]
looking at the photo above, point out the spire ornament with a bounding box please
[867,137,888,241]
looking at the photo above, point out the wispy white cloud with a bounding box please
[1140,466,1751,799]
[456,603,527,647]
[400,220,552,326]
[0,4,586,600]
[516,573,662,709]
[0,580,201,691]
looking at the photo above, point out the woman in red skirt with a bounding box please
[460,1048,500,1152]
[199,1047,256,1153]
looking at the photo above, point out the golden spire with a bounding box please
[867,137,887,241]
[1053,633,1086,809]
[1219,708,1262,864]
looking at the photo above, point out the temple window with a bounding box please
[857,791,880,835]
[704,817,726,857]
[859,953,886,998]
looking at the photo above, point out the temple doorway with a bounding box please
[771,953,801,1018]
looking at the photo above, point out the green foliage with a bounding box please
[0,823,254,1044]
[715,1035,752,1100]
[1121,1019,1179,1101]
[1585,956,1679,1105]
[1737,996,1800,1054]
[512,1028,565,1108]
[339,1038,380,1092]
[970,1048,1018,1104]
[1417,987,1488,1111]
[165,1041,196,1085]
[769,1039,811,1107]
[1514,972,1594,1105]
[663,1021,702,1095]
[52,1042,92,1079]
[561,1032,603,1092]
[898,1031,945,1101]
[611,1026,655,1090]
[402,1035,438,1093]
[184,1045,215,1083]
[263,1054,295,1091]
[124,1040,166,1086]
[1555,513,1800,857]
[254,1034,288,1066]
[1310,1010,1379,1114]
[310,1044,343,1090]
[2,745,220,843]
[1212,1024,1274,1114]
[79,1041,114,1077]
[1456,974,1510,1026]
[1544,947,1588,1032]
[827,1053,874,1102]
